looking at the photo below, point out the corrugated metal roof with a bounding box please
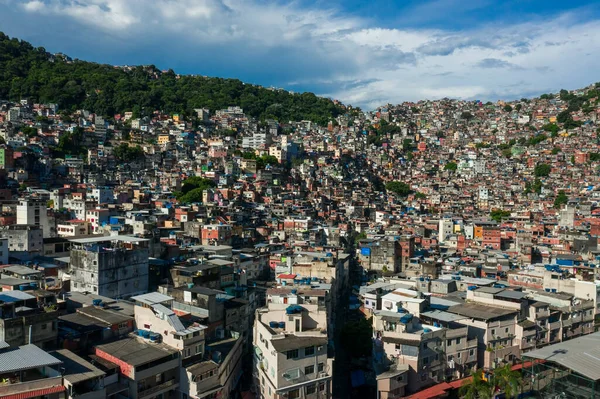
[523,332,600,381]
[0,344,62,374]
[150,303,185,332]
[0,291,36,303]
[131,292,173,306]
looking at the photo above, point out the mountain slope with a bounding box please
[0,32,344,124]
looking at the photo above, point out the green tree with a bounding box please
[525,178,543,195]
[557,110,571,124]
[493,364,522,399]
[501,148,512,158]
[444,161,458,171]
[554,190,568,209]
[402,139,413,151]
[490,209,510,223]
[551,147,561,155]
[542,123,559,135]
[534,163,551,177]
[0,32,344,125]
[113,143,144,162]
[176,177,216,203]
[459,369,492,399]
[414,192,427,199]
[503,104,513,112]
[461,111,474,120]
[256,155,279,169]
[385,181,411,197]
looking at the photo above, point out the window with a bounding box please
[447,339,452,346]
[505,327,509,333]
[491,329,495,336]
[286,349,299,359]
[423,356,429,365]
[318,363,324,373]
[456,338,461,345]
[288,389,300,399]
[304,346,315,356]
[305,365,315,375]
[305,384,316,395]
[196,344,202,354]
[457,352,461,359]
[469,349,474,356]
[448,355,454,361]
[319,383,326,392]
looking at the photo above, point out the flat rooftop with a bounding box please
[51,349,105,384]
[95,337,178,367]
[448,302,518,321]
[269,333,327,353]
[421,310,469,323]
[70,235,149,244]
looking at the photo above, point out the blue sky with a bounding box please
[1,0,600,109]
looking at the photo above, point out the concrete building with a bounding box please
[94,337,180,399]
[0,290,58,349]
[0,238,7,265]
[438,218,453,243]
[358,238,401,273]
[447,302,520,369]
[51,349,107,399]
[0,343,65,399]
[253,292,334,399]
[0,224,43,261]
[69,236,149,299]
[372,310,446,394]
[17,198,50,237]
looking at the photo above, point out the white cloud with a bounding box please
[9,1,600,108]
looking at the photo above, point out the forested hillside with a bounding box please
[0,32,344,124]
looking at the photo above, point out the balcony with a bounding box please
[548,321,561,331]
[137,379,178,399]
[0,376,64,397]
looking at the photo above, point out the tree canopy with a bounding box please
[554,190,568,209]
[444,161,458,171]
[176,177,216,203]
[113,143,144,162]
[0,32,344,125]
[490,209,510,223]
[534,163,551,177]
[385,181,411,197]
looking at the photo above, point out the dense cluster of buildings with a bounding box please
[0,84,598,398]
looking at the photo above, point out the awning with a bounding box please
[0,385,65,399]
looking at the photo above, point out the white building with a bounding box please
[253,287,333,399]
[17,198,50,237]
[438,218,453,243]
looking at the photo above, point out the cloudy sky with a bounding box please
[1,0,600,109]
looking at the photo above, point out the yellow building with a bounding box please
[158,134,171,145]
